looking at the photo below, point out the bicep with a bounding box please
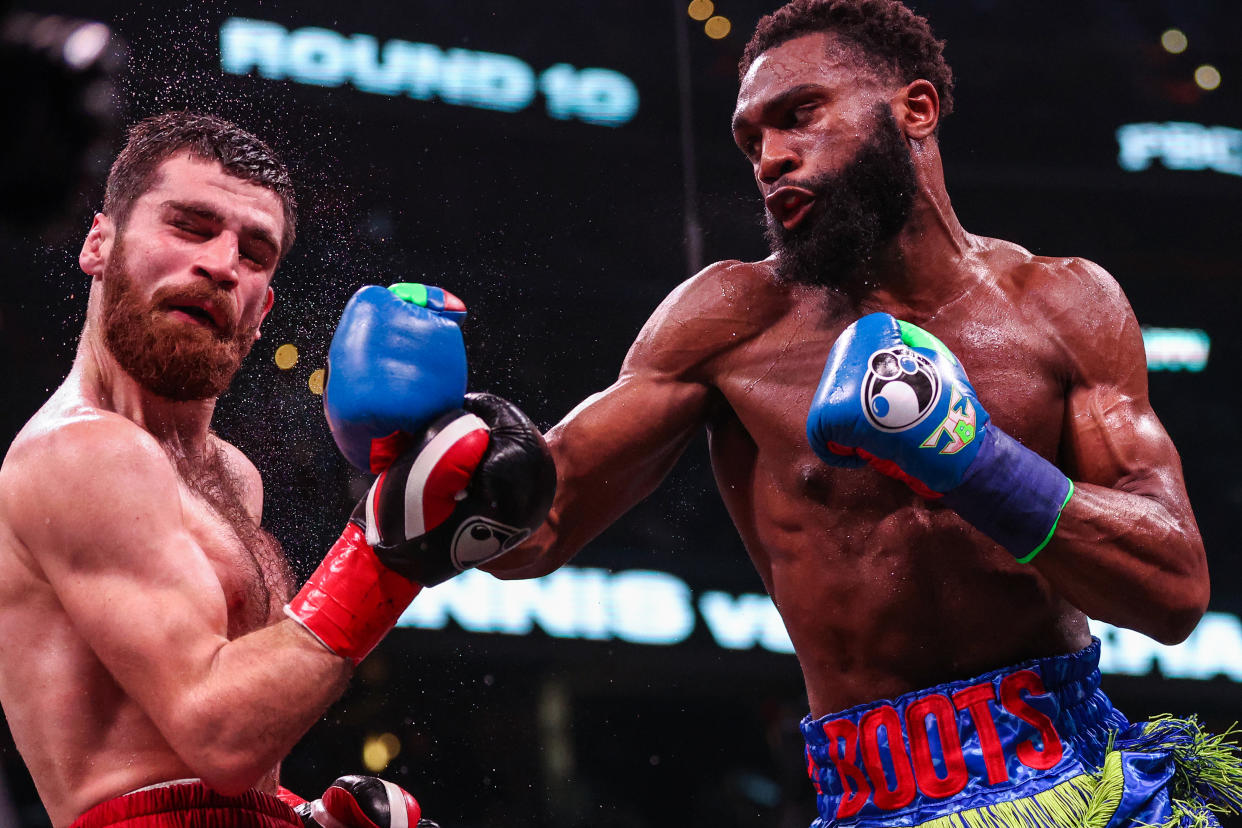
[1059,292,1190,504]
[13,429,230,722]
[496,270,731,573]
[1064,385,1185,497]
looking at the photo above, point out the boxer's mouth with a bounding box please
[765,186,817,231]
[167,300,227,332]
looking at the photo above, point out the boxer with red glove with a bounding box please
[285,284,556,663]
[279,777,438,828]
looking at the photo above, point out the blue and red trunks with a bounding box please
[801,638,1241,827]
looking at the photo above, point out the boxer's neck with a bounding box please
[849,138,979,319]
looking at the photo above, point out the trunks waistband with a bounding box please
[69,779,301,828]
[800,637,1130,826]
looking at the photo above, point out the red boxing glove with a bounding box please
[285,411,490,664]
[293,776,425,828]
[287,397,554,664]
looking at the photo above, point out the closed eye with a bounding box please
[788,102,818,127]
[734,132,760,160]
[241,246,272,269]
[170,218,214,240]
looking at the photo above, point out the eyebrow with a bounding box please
[732,83,826,133]
[161,199,281,259]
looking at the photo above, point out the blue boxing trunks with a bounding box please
[801,639,1242,828]
[69,779,302,828]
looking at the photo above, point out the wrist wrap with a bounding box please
[941,428,1073,562]
[284,522,421,664]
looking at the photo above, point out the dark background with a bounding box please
[1,1,1239,826]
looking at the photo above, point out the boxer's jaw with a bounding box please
[764,103,916,289]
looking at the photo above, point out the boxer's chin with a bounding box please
[108,318,253,401]
[101,265,255,402]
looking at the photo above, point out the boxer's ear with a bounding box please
[254,287,275,341]
[894,79,939,141]
[79,214,115,278]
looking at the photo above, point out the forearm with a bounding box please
[161,620,350,794]
[483,455,634,579]
[1034,480,1208,643]
[482,502,575,579]
[485,417,687,579]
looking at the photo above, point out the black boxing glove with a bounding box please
[290,775,439,828]
[286,393,551,664]
[364,392,556,586]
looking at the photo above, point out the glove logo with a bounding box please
[450,517,529,569]
[861,346,941,432]
[921,383,978,454]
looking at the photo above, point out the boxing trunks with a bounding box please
[802,639,1242,828]
[69,779,301,828]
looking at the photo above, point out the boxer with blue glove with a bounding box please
[324,283,469,473]
[807,312,1073,562]
[477,3,1237,825]
[286,284,556,664]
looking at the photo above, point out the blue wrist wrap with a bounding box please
[941,428,1073,562]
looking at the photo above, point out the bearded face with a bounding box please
[100,234,262,401]
[764,103,918,290]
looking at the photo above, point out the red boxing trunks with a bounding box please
[69,779,301,828]
[801,638,1242,828]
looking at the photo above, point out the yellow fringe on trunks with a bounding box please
[904,716,1242,828]
[907,774,1095,828]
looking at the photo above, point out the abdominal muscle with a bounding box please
[718,448,1088,718]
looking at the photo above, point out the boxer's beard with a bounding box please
[101,236,259,401]
[764,104,917,289]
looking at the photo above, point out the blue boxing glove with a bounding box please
[325,283,469,473]
[807,313,1073,562]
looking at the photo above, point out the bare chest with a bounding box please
[178,484,291,639]
[709,301,1070,513]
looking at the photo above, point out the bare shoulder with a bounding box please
[987,238,1142,382]
[1007,246,1126,310]
[1,404,179,560]
[626,258,791,377]
[4,401,170,488]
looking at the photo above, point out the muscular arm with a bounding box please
[1036,261,1207,643]
[8,417,350,795]
[486,273,725,578]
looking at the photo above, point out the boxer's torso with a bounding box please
[0,384,291,827]
[685,238,1095,716]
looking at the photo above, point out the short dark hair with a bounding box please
[102,111,297,257]
[740,0,955,121]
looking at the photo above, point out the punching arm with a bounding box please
[6,421,351,796]
[483,278,718,579]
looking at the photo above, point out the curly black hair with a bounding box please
[739,0,954,120]
[103,111,297,257]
